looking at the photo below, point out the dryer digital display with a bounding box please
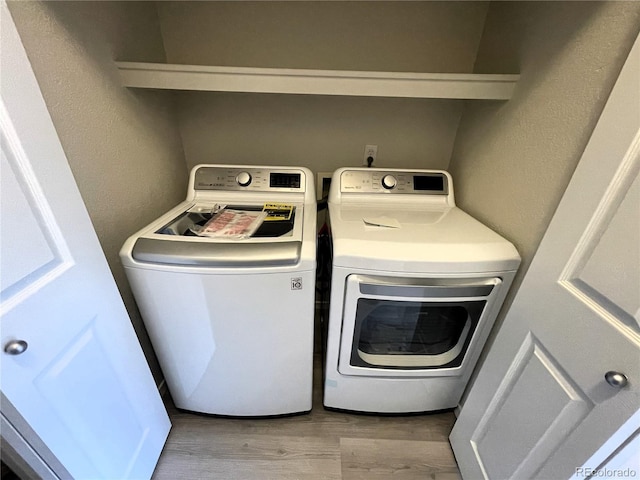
[413,174,446,193]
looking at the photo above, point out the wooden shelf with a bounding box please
[116,62,519,100]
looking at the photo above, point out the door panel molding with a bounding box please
[559,130,640,334]
[33,321,149,479]
[0,102,73,316]
[471,333,593,479]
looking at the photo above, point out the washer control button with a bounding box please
[381,174,397,190]
[236,171,252,187]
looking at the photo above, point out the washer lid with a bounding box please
[129,201,305,267]
[156,203,298,239]
[329,204,521,273]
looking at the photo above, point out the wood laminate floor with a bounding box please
[152,356,461,480]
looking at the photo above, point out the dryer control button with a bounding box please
[236,171,252,187]
[381,175,397,190]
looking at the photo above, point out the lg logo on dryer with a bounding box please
[291,277,303,290]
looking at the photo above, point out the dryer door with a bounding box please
[338,275,503,377]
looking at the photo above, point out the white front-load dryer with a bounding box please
[323,168,521,414]
[121,164,316,416]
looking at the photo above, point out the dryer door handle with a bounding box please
[357,276,501,299]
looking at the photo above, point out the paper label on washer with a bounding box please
[196,209,267,238]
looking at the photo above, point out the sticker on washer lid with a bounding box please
[263,203,294,221]
[194,209,267,238]
[363,216,401,228]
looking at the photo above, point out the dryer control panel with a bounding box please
[194,166,306,193]
[339,169,449,195]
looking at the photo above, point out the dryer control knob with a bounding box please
[381,175,397,190]
[236,172,252,187]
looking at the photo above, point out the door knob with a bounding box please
[4,340,28,355]
[605,371,628,388]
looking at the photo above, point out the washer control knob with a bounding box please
[381,175,397,190]
[236,172,252,187]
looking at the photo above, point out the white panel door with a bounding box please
[450,33,640,479]
[0,3,170,479]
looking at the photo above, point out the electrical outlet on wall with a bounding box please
[363,145,378,166]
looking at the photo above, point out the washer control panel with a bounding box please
[194,166,305,192]
[340,169,448,195]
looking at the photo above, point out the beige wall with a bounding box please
[157,1,489,72]
[450,1,640,290]
[175,92,464,172]
[157,1,489,173]
[8,1,189,383]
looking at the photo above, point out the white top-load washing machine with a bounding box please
[121,164,316,416]
[323,167,520,413]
